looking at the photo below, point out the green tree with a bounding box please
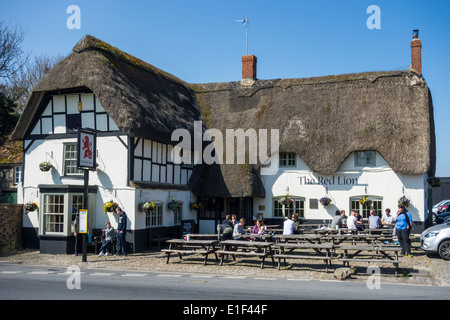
[0,85,19,135]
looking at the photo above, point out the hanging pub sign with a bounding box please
[77,128,97,170]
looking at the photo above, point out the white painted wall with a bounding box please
[255,152,427,222]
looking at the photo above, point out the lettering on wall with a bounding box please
[299,175,359,186]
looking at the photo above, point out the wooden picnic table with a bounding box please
[161,239,219,265]
[273,243,334,272]
[324,234,391,245]
[188,233,220,240]
[359,228,395,235]
[266,228,283,234]
[273,234,322,244]
[217,240,275,268]
[334,244,402,275]
[233,233,274,241]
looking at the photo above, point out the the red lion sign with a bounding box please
[78,129,96,168]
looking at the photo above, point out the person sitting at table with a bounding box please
[347,210,358,234]
[231,214,238,229]
[340,210,348,228]
[283,214,295,235]
[355,210,365,232]
[233,218,246,239]
[331,210,342,229]
[258,225,266,235]
[292,214,301,234]
[381,208,395,225]
[368,209,382,229]
[252,219,263,234]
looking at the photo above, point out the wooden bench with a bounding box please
[335,245,402,275]
[218,240,275,269]
[273,243,334,272]
[162,239,219,265]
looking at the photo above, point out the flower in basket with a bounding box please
[398,196,410,208]
[39,161,53,172]
[359,196,372,207]
[278,195,293,206]
[168,198,183,212]
[142,201,156,213]
[319,196,332,207]
[24,202,38,212]
[190,201,203,211]
[103,200,118,214]
[428,177,441,188]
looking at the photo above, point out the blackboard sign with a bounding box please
[181,220,195,236]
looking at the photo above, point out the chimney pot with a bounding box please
[410,29,422,76]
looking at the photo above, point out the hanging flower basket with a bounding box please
[278,195,293,207]
[428,177,441,188]
[138,201,156,213]
[190,201,203,211]
[103,200,118,215]
[168,198,183,212]
[319,196,332,207]
[39,161,53,172]
[24,202,38,212]
[398,196,410,208]
[359,196,372,207]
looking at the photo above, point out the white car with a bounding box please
[420,220,450,260]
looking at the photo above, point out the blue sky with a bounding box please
[1,0,449,176]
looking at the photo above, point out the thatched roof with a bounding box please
[12,35,435,198]
[12,35,203,144]
[190,70,435,180]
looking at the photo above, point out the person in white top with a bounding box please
[283,214,295,235]
[381,208,395,225]
[347,210,358,233]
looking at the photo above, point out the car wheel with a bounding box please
[438,240,450,260]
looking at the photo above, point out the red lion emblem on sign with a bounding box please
[82,135,93,159]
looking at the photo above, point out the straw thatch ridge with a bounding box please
[12,35,203,144]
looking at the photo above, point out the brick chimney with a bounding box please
[241,55,257,85]
[410,29,422,76]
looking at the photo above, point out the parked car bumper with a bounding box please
[420,235,440,252]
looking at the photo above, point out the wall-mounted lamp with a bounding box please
[78,101,83,111]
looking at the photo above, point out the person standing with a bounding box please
[219,216,234,242]
[395,206,413,257]
[72,213,82,256]
[115,207,128,256]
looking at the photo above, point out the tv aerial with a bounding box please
[235,15,249,55]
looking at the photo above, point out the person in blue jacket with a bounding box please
[115,207,128,256]
[395,206,413,257]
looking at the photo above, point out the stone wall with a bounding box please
[0,204,22,254]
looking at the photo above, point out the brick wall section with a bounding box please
[411,38,422,75]
[0,204,23,254]
[242,55,257,80]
